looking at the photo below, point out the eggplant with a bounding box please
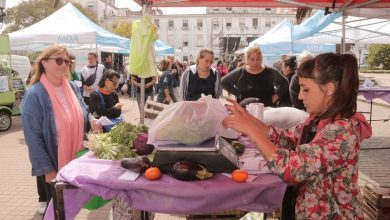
[171,160,213,181]
[121,156,151,173]
[232,141,245,155]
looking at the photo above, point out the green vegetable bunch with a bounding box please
[89,122,148,160]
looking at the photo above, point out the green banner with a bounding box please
[0,35,11,55]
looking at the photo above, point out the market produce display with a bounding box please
[121,156,151,173]
[144,167,162,180]
[87,122,150,160]
[231,169,249,183]
[171,160,213,181]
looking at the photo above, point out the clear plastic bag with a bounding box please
[148,95,239,145]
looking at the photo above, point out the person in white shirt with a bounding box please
[80,52,106,105]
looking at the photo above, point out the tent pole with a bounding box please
[290,21,294,56]
[341,14,346,53]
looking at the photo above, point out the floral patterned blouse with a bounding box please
[267,115,371,219]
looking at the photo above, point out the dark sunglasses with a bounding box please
[47,57,71,66]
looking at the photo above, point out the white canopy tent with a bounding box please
[297,16,390,45]
[9,3,129,52]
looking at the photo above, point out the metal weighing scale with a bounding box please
[152,136,239,173]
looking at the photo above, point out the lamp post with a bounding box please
[0,0,6,30]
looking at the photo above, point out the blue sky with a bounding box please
[5,0,206,14]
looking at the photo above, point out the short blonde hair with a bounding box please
[196,48,214,64]
[30,44,70,85]
[245,46,262,63]
[297,51,314,67]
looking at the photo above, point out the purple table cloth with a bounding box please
[44,151,286,219]
[359,87,390,104]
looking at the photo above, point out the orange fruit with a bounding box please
[232,169,248,183]
[145,167,161,180]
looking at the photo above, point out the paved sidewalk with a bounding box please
[0,92,389,219]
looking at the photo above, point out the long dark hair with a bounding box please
[297,53,359,121]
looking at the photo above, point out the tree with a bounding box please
[3,0,98,34]
[113,22,132,39]
[367,44,390,70]
[71,3,98,24]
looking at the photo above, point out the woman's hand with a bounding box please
[90,118,103,133]
[45,170,57,183]
[222,98,258,136]
[114,103,123,109]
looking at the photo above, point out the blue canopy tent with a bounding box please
[247,10,341,65]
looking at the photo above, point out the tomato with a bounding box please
[232,169,248,183]
[145,167,161,180]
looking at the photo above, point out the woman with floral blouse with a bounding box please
[223,53,372,219]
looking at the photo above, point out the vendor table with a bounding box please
[358,87,390,124]
[44,151,286,220]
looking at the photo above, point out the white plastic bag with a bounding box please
[121,83,128,92]
[148,95,239,146]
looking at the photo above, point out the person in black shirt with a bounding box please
[131,75,157,113]
[89,70,123,121]
[221,46,288,107]
[290,51,314,110]
[279,56,297,107]
[157,58,175,103]
[179,48,222,101]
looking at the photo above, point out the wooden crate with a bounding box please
[363,185,390,220]
[144,98,168,120]
[363,199,390,220]
[363,185,390,208]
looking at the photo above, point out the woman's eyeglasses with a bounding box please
[108,78,119,85]
[47,57,71,66]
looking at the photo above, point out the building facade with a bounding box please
[105,7,296,62]
[67,0,118,25]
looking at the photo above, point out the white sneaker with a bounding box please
[38,202,47,215]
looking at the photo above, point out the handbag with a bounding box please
[96,90,124,131]
[82,66,98,86]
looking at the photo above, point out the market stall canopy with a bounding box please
[298,16,390,44]
[9,3,129,52]
[134,0,390,11]
[244,10,338,64]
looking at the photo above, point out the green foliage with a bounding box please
[367,44,390,70]
[89,122,148,160]
[72,2,98,24]
[3,0,98,34]
[113,22,132,39]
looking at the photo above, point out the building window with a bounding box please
[168,20,174,29]
[265,19,271,28]
[212,18,219,29]
[226,18,232,29]
[252,18,258,28]
[183,41,189,47]
[197,19,203,29]
[239,18,245,28]
[183,55,189,62]
[182,19,188,30]
[154,19,159,27]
